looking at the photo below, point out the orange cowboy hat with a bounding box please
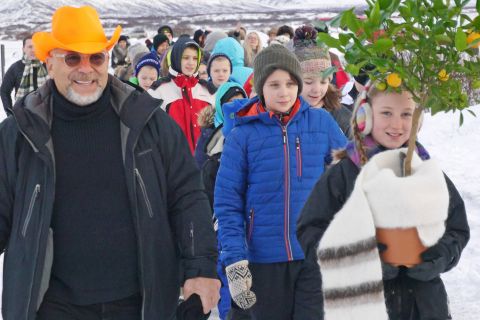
[32,6,122,62]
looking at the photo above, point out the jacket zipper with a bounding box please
[247,209,255,242]
[26,166,51,318]
[22,184,41,237]
[190,221,195,256]
[295,137,302,179]
[130,105,159,320]
[134,169,154,218]
[281,126,293,261]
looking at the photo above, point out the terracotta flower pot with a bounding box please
[376,227,427,267]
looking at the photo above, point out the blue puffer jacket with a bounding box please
[211,38,253,86]
[214,96,347,266]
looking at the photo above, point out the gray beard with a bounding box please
[65,86,104,106]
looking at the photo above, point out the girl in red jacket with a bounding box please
[149,37,214,153]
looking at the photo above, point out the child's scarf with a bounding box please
[318,148,449,320]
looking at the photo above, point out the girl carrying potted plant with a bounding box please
[297,83,470,320]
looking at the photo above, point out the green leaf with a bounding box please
[455,28,468,51]
[398,5,412,20]
[467,109,477,117]
[387,0,402,13]
[371,38,394,53]
[317,33,343,50]
[460,14,473,24]
[339,33,351,46]
[345,63,361,76]
[434,34,452,45]
[477,0,480,14]
[433,22,446,35]
[379,0,390,9]
[371,57,390,68]
[321,66,338,79]
[370,1,382,28]
[429,98,443,115]
[328,12,344,29]
[433,0,447,10]
[448,7,462,19]
[341,9,362,33]
[460,112,464,125]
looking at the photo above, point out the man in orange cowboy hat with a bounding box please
[0,5,220,320]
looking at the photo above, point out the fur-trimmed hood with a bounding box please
[197,104,215,129]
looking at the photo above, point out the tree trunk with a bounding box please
[404,106,424,176]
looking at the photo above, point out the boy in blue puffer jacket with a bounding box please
[214,44,347,319]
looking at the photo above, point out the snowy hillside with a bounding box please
[0,0,367,39]
[0,0,477,40]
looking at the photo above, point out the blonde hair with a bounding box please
[244,32,263,67]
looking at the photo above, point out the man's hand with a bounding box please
[184,277,221,314]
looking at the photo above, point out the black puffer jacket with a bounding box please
[0,76,218,320]
[297,154,469,320]
[0,60,25,116]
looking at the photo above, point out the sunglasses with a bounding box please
[51,52,107,67]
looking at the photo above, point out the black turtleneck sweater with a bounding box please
[46,85,139,305]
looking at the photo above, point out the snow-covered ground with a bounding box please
[1,19,480,320]
[419,106,480,318]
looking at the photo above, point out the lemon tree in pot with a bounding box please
[318,0,480,266]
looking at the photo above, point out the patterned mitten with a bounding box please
[225,260,257,309]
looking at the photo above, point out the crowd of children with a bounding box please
[114,22,471,320]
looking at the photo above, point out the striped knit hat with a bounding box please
[134,52,160,76]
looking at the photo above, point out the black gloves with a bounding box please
[407,243,450,282]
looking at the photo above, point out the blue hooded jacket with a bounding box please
[211,37,253,86]
[214,96,347,266]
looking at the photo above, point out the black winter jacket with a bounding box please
[297,155,469,320]
[0,76,218,320]
[0,60,25,116]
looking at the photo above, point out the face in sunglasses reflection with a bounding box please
[46,49,109,106]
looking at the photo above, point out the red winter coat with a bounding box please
[150,73,214,153]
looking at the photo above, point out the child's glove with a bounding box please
[225,260,257,309]
[406,244,449,281]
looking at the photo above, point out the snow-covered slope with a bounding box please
[0,0,367,39]
[0,0,476,40]
[419,106,480,319]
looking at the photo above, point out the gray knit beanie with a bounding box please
[253,44,303,99]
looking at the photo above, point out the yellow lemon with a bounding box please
[438,69,449,82]
[386,73,402,88]
[467,32,480,48]
[375,81,387,91]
